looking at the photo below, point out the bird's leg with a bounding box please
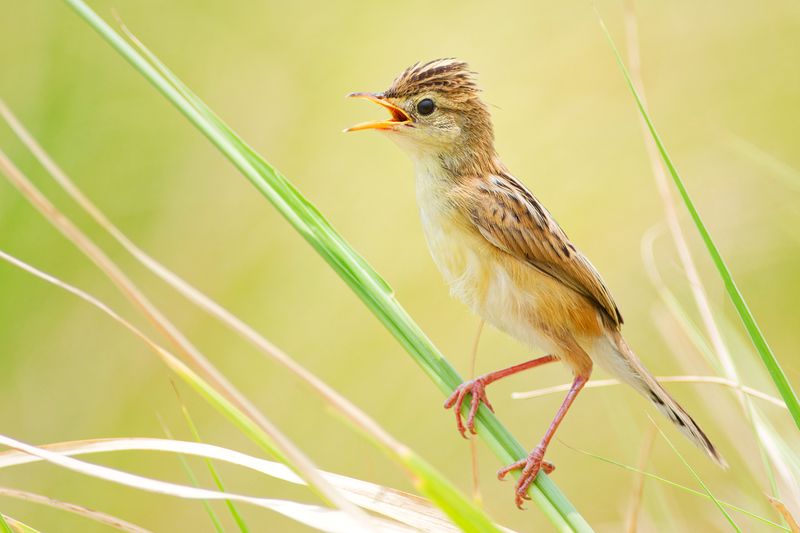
[497,371,590,509]
[444,355,558,437]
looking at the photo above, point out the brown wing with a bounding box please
[466,173,623,327]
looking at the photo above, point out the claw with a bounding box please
[496,446,555,509]
[444,378,492,437]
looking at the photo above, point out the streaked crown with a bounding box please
[383,58,480,101]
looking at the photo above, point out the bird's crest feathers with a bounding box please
[384,58,480,101]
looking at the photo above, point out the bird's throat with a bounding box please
[403,136,502,183]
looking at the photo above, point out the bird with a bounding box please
[345,58,725,508]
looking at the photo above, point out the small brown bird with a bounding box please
[346,59,725,508]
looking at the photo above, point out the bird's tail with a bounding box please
[600,331,727,468]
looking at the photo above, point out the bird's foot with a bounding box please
[443,377,494,438]
[497,446,555,509]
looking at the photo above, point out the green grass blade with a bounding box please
[0,150,370,523]
[0,513,13,533]
[62,1,590,530]
[115,20,394,298]
[159,419,226,533]
[596,11,800,430]
[0,245,316,516]
[651,419,740,531]
[400,452,505,533]
[178,403,250,533]
[565,443,788,531]
[175,455,226,532]
[0,516,40,533]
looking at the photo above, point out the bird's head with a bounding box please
[346,59,498,175]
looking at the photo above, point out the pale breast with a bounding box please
[415,168,561,353]
[415,163,482,306]
[414,165,601,354]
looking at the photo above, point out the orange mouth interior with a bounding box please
[344,93,411,132]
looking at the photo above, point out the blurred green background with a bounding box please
[1,1,798,531]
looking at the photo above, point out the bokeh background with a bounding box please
[1,1,798,531]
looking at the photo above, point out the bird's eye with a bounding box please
[416,98,435,116]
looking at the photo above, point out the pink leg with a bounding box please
[497,372,590,509]
[444,355,558,438]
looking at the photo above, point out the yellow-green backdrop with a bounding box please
[1,1,798,531]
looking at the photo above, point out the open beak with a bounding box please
[344,92,412,132]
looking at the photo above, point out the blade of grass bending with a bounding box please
[563,442,788,531]
[596,10,800,429]
[642,226,800,507]
[625,0,788,506]
[0,435,408,533]
[0,105,364,518]
[513,375,785,407]
[0,247,311,498]
[0,437,491,532]
[0,151,370,527]
[60,2,588,529]
[0,102,500,533]
[0,487,151,533]
[624,425,656,533]
[649,418,740,531]
[158,419,226,533]
[0,243,311,492]
[176,396,249,533]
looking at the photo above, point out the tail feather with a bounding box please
[601,332,727,468]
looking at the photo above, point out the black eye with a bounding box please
[417,98,435,116]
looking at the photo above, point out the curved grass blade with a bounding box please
[60,1,589,529]
[563,442,787,531]
[649,417,740,531]
[513,375,784,408]
[596,10,800,429]
[0,434,407,533]
[158,420,226,533]
[0,488,151,533]
[0,437,499,533]
[174,395,249,533]
[0,151,370,527]
[623,3,794,509]
[641,226,800,508]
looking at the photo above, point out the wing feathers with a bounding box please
[466,173,623,327]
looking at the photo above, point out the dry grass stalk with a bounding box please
[0,487,151,533]
[0,149,366,521]
[513,375,784,408]
[624,425,658,533]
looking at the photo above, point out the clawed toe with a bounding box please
[443,378,494,437]
[497,448,555,509]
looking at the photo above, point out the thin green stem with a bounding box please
[178,403,250,533]
[596,10,800,430]
[565,443,788,531]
